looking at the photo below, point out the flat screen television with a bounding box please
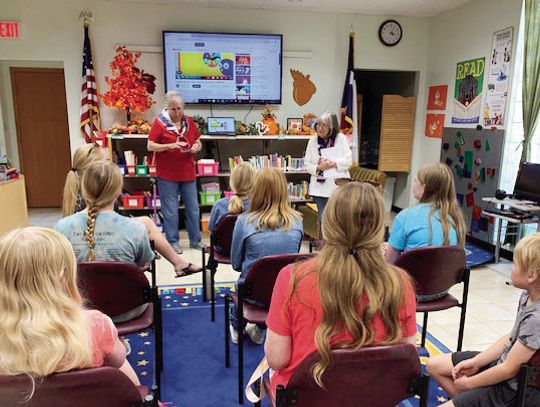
[162,31,282,104]
[513,162,540,203]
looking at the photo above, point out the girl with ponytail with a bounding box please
[265,182,417,391]
[208,162,255,232]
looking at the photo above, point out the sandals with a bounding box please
[175,263,203,278]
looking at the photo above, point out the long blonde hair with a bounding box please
[417,162,466,246]
[247,167,301,231]
[307,182,410,386]
[0,227,92,378]
[81,161,123,261]
[62,144,104,217]
[228,162,255,214]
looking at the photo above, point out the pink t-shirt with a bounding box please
[265,258,417,391]
[84,309,118,367]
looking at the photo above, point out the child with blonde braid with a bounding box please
[208,162,255,232]
[0,227,140,388]
[61,147,200,277]
[56,161,155,322]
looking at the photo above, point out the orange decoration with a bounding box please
[291,69,317,106]
[100,46,156,122]
[261,106,279,135]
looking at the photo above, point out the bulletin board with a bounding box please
[440,127,505,243]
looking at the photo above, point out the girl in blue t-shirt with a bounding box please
[385,162,466,265]
[208,162,255,232]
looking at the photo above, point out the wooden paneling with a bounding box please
[10,67,71,207]
[378,95,416,173]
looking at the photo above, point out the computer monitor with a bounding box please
[207,117,236,136]
[513,162,540,203]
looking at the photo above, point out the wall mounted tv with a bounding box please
[163,31,282,104]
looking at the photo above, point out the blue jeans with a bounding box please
[312,196,328,222]
[157,178,201,245]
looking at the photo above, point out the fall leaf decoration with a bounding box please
[290,69,316,106]
[101,46,156,121]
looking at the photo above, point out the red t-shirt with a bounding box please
[148,114,201,182]
[265,258,417,391]
[85,309,118,367]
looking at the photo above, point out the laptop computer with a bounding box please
[207,117,236,136]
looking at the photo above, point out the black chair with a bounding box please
[0,366,157,407]
[394,245,470,350]
[201,214,239,321]
[264,344,428,407]
[225,253,315,404]
[516,349,540,407]
[77,261,163,400]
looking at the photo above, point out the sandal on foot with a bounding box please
[175,263,203,278]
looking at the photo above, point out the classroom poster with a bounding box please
[425,113,445,138]
[452,58,485,124]
[484,27,513,127]
[427,85,448,110]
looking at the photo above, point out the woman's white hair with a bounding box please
[165,91,185,107]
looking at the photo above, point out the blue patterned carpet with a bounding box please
[127,283,452,406]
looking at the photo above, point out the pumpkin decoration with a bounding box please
[291,69,317,106]
[261,106,279,135]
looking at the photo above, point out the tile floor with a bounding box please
[29,208,519,353]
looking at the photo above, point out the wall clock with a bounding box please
[379,19,402,47]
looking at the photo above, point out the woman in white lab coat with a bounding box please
[304,111,352,219]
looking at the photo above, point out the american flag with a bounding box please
[80,25,100,143]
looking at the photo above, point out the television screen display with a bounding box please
[513,162,540,203]
[163,31,282,104]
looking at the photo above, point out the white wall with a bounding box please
[403,0,523,207]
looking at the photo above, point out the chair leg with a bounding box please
[421,312,428,348]
[457,304,467,351]
[309,240,313,253]
[238,302,244,404]
[202,250,207,302]
[211,266,216,322]
[419,373,430,407]
[225,295,231,368]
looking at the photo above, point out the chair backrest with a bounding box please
[527,349,540,389]
[243,253,315,307]
[0,367,143,407]
[78,262,150,317]
[280,343,421,407]
[211,214,239,256]
[394,246,467,296]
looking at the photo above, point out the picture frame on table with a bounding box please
[287,117,303,132]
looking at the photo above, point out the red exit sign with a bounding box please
[0,21,20,39]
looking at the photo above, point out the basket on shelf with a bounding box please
[122,193,145,209]
[199,191,221,205]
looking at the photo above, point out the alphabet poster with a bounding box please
[452,58,485,124]
[484,27,513,127]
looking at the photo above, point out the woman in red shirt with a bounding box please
[265,182,417,391]
[147,91,203,254]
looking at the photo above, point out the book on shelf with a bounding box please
[228,154,305,172]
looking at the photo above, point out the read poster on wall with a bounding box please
[452,58,485,124]
[484,27,513,127]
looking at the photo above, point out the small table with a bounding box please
[482,197,540,263]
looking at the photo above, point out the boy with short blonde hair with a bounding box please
[428,233,540,406]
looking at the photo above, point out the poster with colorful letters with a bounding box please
[452,58,485,124]
[484,27,513,127]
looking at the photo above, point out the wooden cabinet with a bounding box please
[0,176,28,236]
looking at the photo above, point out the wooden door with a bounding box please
[11,67,71,207]
[378,95,416,172]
